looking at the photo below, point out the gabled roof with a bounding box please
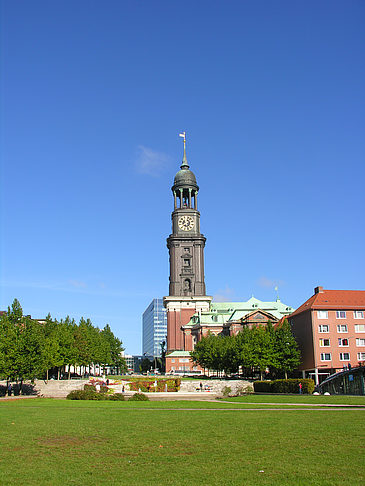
[227,308,279,324]
[290,289,365,317]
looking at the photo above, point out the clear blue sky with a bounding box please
[1,1,364,354]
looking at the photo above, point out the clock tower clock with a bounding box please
[164,134,212,351]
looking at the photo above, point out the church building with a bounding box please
[164,135,293,375]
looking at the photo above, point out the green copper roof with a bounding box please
[183,296,294,328]
[174,168,197,187]
[166,351,191,357]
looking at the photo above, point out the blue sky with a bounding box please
[1,1,364,354]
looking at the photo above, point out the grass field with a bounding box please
[0,398,364,486]
[221,394,365,405]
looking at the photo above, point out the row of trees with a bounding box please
[0,299,126,382]
[191,321,301,379]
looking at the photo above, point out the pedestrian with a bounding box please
[106,379,109,386]
[95,383,101,393]
[200,382,203,392]
[122,385,125,393]
[7,383,12,397]
[348,363,352,371]
[299,382,302,394]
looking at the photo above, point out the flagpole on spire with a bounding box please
[179,131,189,168]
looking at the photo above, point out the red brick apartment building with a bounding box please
[289,287,365,385]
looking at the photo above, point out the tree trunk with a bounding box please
[285,371,288,379]
[46,369,49,381]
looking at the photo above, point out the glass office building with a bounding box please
[142,299,167,357]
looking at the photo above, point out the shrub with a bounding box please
[234,385,252,396]
[108,393,125,401]
[84,384,96,392]
[67,390,97,400]
[222,386,232,397]
[67,389,126,400]
[128,393,149,401]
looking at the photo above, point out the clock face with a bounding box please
[178,215,195,231]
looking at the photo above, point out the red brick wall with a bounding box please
[166,355,204,374]
[312,309,365,370]
[167,308,196,351]
[291,308,365,371]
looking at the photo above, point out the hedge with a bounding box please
[253,381,272,393]
[253,378,315,394]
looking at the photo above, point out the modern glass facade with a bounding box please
[142,299,167,357]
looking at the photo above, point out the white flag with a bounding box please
[179,132,186,138]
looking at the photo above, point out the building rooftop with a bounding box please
[166,351,191,357]
[290,287,365,317]
[184,296,294,328]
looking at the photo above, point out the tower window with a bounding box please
[184,259,190,267]
[184,247,190,253]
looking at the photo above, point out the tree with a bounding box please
[0,300,45,386]
[42,314,64,380]
[272,320,301,378]
[140,357,153,373]
[58,316,78,379]
[100,324,126,374]
[157,340,166,373]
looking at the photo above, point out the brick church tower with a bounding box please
[164,134,212,351]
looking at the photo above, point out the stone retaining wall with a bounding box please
[34,379,88,398]
[179,379,253,395]
[1,378,253,398]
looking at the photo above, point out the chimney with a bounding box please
[314,286,324,294]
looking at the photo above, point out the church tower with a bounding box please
[164,134,212,351]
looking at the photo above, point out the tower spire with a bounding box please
[179,131,189,169]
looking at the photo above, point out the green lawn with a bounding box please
[0,399,364,485]
[221,394,365,406]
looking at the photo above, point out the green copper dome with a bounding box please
[173,167,198,187]
[172,143,199,190]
